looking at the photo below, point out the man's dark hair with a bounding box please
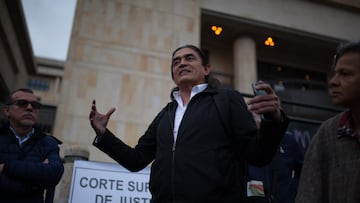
[5,88,37,105]
[171,44,210,67]
[332,40,360,68]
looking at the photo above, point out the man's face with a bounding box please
[171,48,210,87]
[3,91,40,128]
[328,52,360,109]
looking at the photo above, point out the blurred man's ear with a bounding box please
[204,64,211,75]
[3,106,9,117]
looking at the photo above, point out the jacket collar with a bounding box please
[170,84,219,101]
[0,121,45,140]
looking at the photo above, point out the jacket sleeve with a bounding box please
[93,107,166,172]
[0,173,29,193]
[249,110,289,166]
[2,136,64,189]
[229,90,289,166]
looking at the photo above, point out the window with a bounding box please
[27,79,50,91]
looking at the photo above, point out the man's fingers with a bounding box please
[91,99,97,111]
[106,107,116,118]
[248,96,279,113]
[259,85,274,95]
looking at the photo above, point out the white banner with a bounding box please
[69,160,151,203]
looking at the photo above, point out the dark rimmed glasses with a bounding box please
[7,99,41,109]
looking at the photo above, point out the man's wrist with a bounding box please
[94,135,101,144]
[0,163,4,174]
[261,110,285,123]
[94,130,106,144]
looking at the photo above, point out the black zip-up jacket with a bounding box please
[94,87,289,203]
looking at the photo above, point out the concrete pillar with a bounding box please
[54,146,89,203]
[233,36,257,94]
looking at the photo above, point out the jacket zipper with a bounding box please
[168,93,202,203]
[168,105,176,203]
[172,142,176,203]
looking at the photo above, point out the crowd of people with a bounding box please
[1,41,359,203]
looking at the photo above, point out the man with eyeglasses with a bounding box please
[0,88,64,203]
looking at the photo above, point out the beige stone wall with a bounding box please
[54,0,201,161]
[29,77,61,106]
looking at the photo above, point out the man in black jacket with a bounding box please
[89,45,289,203]
[0,88,64,203]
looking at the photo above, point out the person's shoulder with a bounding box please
[313,113,343,141]
[44,133,63,145]
[320,113,342,127]
[213,87,240,97]
[216,87,236,93]
[34,129,63,145]
[0,122,10,134]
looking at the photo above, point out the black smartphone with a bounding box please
[251,82,271,119]
[251,82,266,96]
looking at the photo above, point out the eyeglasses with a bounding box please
[7,99,41,109]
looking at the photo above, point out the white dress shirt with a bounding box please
[172,83,208,142]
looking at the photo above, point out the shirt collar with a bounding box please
[337,110,358,140]
[10,127,34,146]
[172,83,208,106]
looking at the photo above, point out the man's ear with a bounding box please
[204,64,211,76]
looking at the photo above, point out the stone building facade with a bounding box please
[54,0,360,162]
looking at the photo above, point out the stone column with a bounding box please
[233,36,257,94]
[54,146,89,203]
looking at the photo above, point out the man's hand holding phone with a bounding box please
[251,82,267,96]
[248,81,281,121]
